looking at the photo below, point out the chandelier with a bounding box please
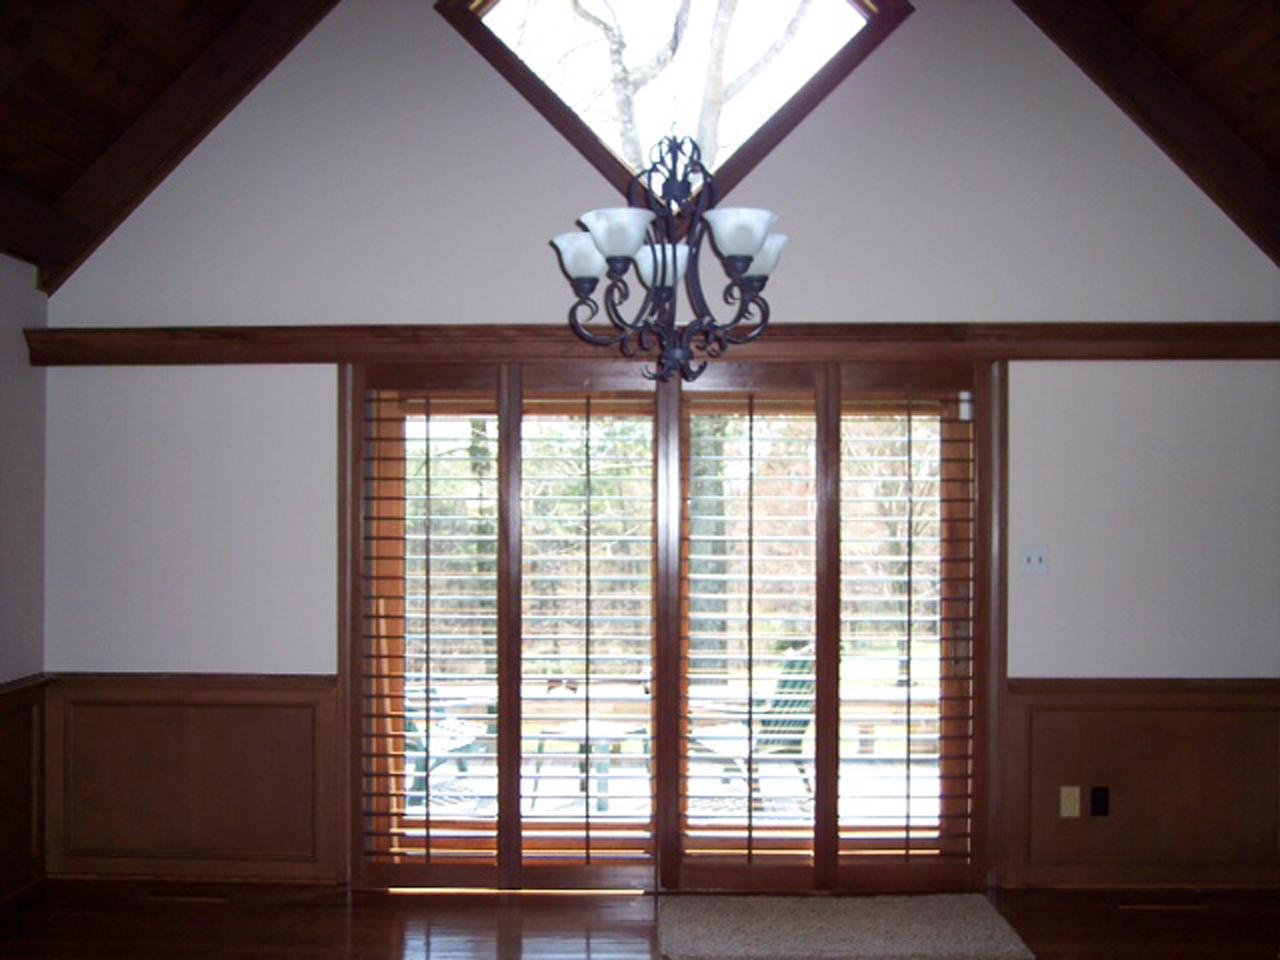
[551,137,786,382]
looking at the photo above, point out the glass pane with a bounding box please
[520,395,655,864]
[683,396,816,862]
[482,0,867,174]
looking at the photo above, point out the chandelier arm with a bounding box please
[567,296,629,347]
[601,276,654,334]
[723,297,769,344]
[710,280,769,335]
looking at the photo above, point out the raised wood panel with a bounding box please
[1003,679,1280,887]
[0,676,46,901]
[46,675,341,883]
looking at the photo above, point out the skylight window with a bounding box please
[439,0,911,197]
[483,0,866,175]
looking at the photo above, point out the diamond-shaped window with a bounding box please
[439,0,911,197]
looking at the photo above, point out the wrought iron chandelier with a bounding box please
[551,136,786,382]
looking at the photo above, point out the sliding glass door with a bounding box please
[355,361,982,892]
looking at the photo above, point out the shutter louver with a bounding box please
[362,390,501,873]
[520,394,656,869]
[838,392,975,868]
[681,394,818,866]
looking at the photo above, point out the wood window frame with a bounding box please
[349,357,992,893]
[434,0,914,200]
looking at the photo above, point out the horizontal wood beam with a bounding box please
[24,322,1280,367]
[39,0,340,295]
[1012,0,1280,268]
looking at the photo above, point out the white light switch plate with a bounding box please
[1019,545,1050,575]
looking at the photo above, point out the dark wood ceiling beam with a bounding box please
[0,180,87,268]
[1012,0,1280,268]
[24,322,1280,367]
[38,0,339,295]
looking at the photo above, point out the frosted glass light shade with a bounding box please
[748,233,788,276]
[703,207,778,257]
[634,243,690,288]
[552,231,607,279]
[580,208,656,258]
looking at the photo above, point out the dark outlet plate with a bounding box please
[1090,786,1109,816]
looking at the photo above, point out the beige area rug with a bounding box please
[658,894,1034,960]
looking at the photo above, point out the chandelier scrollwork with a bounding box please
[551,137,786,382]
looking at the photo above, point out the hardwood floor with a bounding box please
[1,883,1277,958]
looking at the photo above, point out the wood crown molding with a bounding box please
[23,322,1280,367]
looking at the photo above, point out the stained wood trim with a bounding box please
[434,0,913,203]
[1012,0,1280,268]
[813,363,841,889]
[654,376,682,891]
[0,673,53,698]
[976,360,1008,888]
[337,363,360,889]
[25,322,1280,367]
[38,0,341,295]
[497,363,523,887]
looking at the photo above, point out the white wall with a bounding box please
[44,367,336,674]
[1009,361,1280,677]
[0,255,46,683]
[48,0,1278,327]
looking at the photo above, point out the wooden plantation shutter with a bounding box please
[837,373,976,886]
[520,391,656,880]
[680,385,819,878]
[354,361,983,892]
[360,382,502,884]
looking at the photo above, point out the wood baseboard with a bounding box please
[1000,677,1280,888]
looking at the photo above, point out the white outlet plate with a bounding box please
[1059,785,1081,818]
[1019,544,1050,575]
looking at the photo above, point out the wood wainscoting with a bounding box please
[44,674,342,883]
[0,675,47,901]
[1002,679,1280,887]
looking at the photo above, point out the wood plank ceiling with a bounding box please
[0,0,1275,297]
[0,0,337,293]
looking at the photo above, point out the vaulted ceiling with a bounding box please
[0,0,1275,296]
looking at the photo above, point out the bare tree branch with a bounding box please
[723,0,814,103]
[629,0,692,89]
[696,0,739,169]
[571,0,644,168]
[571,0,694,170]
